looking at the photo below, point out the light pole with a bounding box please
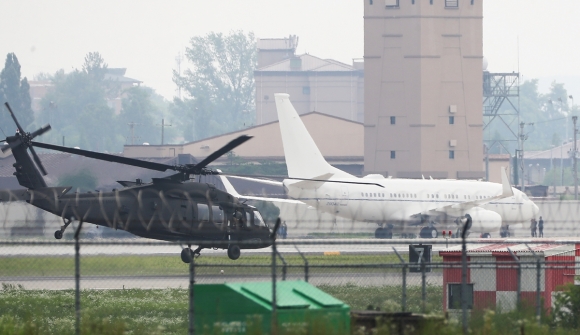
[573,116,578,200]
[551,145,556,196]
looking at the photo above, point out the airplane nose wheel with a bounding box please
[181,246,203,263]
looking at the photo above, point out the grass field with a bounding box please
[0,254,444,277]
[1,284,578,335]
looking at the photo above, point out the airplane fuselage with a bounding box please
[284,177,539,234]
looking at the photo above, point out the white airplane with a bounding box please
[223,93,539,238]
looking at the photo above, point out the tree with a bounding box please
[118,86,159,145]
[172,31,256,141]
[39,52,120,151]
[0,53,33,130]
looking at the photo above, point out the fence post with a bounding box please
[276,250,287,281]
[507,248,521,309]
[525,243,542,325]
[271,218,281,335]
[461,216,471,335]
[188,247,195,335]
[74,221,84,335]
[392,247,407,312]
[295,245,309,282]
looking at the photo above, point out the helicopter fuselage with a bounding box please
[27,179,272,249]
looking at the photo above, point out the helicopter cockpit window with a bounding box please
[253,210,266,227]
[212,206,224,224]
[197,204,210,222]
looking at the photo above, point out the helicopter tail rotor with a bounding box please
[3,103,51,175]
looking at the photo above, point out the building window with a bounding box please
[449,150,455,159]
[390,116,396,125]
[445,0,459,7]
[302,86,310,95]
[449,116,454,124]
[390,151,396,159]
[385,0,399,8]
[369,0,373,4]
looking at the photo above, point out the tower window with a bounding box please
[390,151,396,159]
[390,116,396,125]
[449,150,455,159]
[449,116,454,124]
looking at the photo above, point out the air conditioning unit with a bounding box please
[449,105,457,114]
[449,140,457,147]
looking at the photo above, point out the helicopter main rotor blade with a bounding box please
[29,124,51,139]
[194,135,253,170]
[4,103,26,135]
[28,146,47,176]
[31,141,174,172]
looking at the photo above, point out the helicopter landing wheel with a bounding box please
[180,248,194,263]
[227,244,241,260]
[54,230,63,240]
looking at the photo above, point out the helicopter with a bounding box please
[0,102,275,262]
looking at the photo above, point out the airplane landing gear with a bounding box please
[374,227,393,239]
[419,226,438,238]
[181,245,204,263]
[54,217,73,240]
[481,233,491,238]
[227,244,241,260]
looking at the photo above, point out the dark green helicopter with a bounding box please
[0,103,274,262]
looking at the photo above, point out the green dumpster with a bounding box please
[195,280,350,335]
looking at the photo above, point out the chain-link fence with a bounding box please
[2,234,580,334]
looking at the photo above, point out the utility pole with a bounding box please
[157,119,172,145]
[574,116,578,200]
[127,122,141,145]
[518,121,534,192]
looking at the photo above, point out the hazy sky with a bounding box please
[1,0,579,100]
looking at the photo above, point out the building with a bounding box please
[255,36,364,124]
[363,0,484,179]
[123,112,364,175]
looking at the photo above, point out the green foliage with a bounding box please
[0,53,33,130]
[486,79,578,153]
[37,52,165,152]
[172,31,256,141]
[552,283,580,329]
[543,167,575,186]
[58,170,98,191]
[118,86,160,145]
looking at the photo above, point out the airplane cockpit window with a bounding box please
[253,211,266,227]
[197,204,210,222]
[212,206,224,224]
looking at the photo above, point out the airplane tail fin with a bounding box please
[274,93,354,180]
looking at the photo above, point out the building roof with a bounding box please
[256,54,357,72]
[257,36,298,50]
[439,241,576,257]
[526,140,580,159]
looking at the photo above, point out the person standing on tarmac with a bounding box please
[538,216,544,238]
[530,218,537,237]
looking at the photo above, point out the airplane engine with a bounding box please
[464,207,502,233]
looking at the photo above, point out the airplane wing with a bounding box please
[412,167,514,218]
